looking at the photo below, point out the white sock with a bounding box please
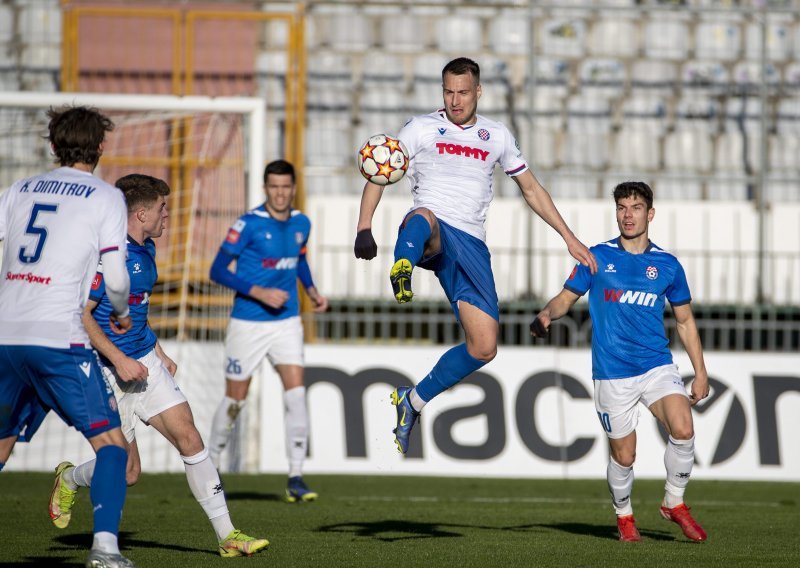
[663,435,694,508]
[92,531,120,554]
[182,448,235,541]
[208,396,246,467]
[284,386,308,478]
[607,457,634,517]
[69,460,95,488]
[409,388,426,412]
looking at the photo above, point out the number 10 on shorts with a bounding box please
[597,411,612,433]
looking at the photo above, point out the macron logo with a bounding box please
[604,289,658,307]
[435,142,489,161]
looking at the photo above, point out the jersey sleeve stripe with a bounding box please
[99,245,120,255]
[505,164,527,176]
[564,283,586,296]
[670,298,692,306]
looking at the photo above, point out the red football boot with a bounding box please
[617,514,641,542]
[660,503,707,542]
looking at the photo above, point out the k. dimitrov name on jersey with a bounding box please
[604,289,658,307]
[19,179,99,198]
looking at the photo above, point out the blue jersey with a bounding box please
[89,236,158,362]
[221,205,311,321]
[564,237,691,380]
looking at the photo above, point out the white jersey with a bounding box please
[397,110,528,241]
[0,167,127,348]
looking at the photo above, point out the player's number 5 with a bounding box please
[18,203,58,264]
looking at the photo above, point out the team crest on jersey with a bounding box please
[295,232,304,245]
[91,273,103,290]
[478,128,490,141]
[226,219,246,244]
[108,396,117,412]
[646,266,658,280]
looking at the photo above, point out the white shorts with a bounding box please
[102,349,187,443]
[224,316,304,381]
[593,363,688,440]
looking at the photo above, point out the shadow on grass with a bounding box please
[224,490,285,502]
[318,519,467,542]
[527,522,676,542]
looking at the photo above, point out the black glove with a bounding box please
[530,316,549,338]
[354,228,378,260]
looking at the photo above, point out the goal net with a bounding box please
[0,92,267,473]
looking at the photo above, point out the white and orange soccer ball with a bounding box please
[356,134,409,186]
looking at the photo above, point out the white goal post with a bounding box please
[0,92,266,207]
[0,92,269,473]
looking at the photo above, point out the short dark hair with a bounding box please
[46,105,114,167]
[442,57,480,85]
[613,181,654,209]
[115,174,170,214]
[263,159,295,184]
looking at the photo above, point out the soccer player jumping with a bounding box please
[532,181,709,543]
[353,57,596,454]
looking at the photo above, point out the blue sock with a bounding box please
[0,462,4,472]
[90,445,127,536]
[394,214,431,266]
[415,343,486,402]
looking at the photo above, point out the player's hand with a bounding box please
[567,237,598,274]
[354,228,377,260]
[530,313,551,338]
[115,356,148,382]
[157,352,178,376]
[688,371,710,406]
[109,314,132,335]
[251,286,289,309]
[310,294,329,313]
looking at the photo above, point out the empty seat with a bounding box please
[19,2,61,43]
[768,132,800,173]
[327,12,373,51]
[578,58,626,98]
[706,174,750,201]
[610,96,668,171]
[630,59,679,94]
[412,53,449,81]
[360,83,407,113]
[434,15,483,53]
[488,10,529,55]
[681,60,730,96]
[539,18,586,58]
[379,11,429,53]
[305,113,352,167]
[529,57,571,98]
[663,129,714,173]
[745,18,793,62]
[643,17,690,61]
[652,178,703,201]
[0,5,13,43]
[588,18,638,58]
[695,20,742,61]
[561,95,612,170]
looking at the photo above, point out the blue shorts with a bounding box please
[413,218,499,321]
[0,345,121,441]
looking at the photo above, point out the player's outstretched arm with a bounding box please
[354,181,385,260]
[209,248,288,309]
[306,286,329,313]
[82,301,148,382]
[513,170,598,274]
[531,288,581,338]
[672,303,710,405]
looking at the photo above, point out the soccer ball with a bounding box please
[356,134,409,186]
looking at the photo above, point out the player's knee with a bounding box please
[670,425,695,441]
[467,342,496,363]
[176,428,205,457]
[611,450,636,468]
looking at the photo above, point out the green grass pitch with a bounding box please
[1,473,797,566]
